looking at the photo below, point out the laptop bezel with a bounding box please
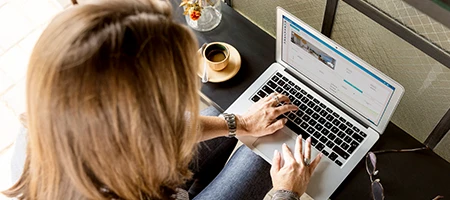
[275,7,405,134]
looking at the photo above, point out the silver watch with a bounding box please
[220,113,237,137]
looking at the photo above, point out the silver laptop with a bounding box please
[225,7,404,199]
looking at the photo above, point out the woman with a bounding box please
[3,0,322,199]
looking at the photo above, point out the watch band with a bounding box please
[220,113,237,137]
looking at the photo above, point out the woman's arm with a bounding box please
[198,93,298,142]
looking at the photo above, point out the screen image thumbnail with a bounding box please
[291,32,336,69]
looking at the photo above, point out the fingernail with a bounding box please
[298,134,302,139]
[319,153,324,157]
[282,118,288,124]
[307,137,311,142]
[283,143,287,147]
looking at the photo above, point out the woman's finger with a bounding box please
[282,143,296,164]
[272,104,298,117]
[308,153,323,173]
[304,137,312,161]
[294,135,303,164]
[267,118,287,133]
[270,150,281,176]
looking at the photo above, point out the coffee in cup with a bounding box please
[203,43,230,71]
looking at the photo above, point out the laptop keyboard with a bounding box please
[250,72,367,167]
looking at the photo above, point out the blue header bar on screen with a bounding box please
[283,16,396,91]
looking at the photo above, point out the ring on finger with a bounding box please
[271,94,281,105]
[304,158,311,166]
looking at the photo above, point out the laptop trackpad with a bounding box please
[252,129,297,161]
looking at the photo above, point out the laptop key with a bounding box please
[277,79,285,86]
[339,117,346,123]
[295,110,304,118]
[295,93,303,99]
[333,146,349,159]
[360,131,367,137]
[319,136,328,144]
[334,138,343,145]
[326,114,335,121]
[307,94,313,99]
[324,122,333,129]
[329,152,338,161]
[341,142,350,150]
[332,112,339,118]
[293,99,301,106]
[282,76,288,81]
[346,121,353,128]
[286,121,309,138]
[331,127,339,133]
[352,133,364,143]
[337,131,346,138]
[289,88,297,95]
[339,123,347,131]
[321,128,330,136]
[305,108,313,115]
[345,128,354,135]
[344,136,352,143]
[327,133,336,140]
[332,119,341,126]
[288,80,294,85]
[300,122,309,129]
[294,117,302,125]
[288,113,296,120]
[307,127,315,134]
[299,104,307,111]
[313,131,321,139]
[276,72,283,77]
[313,105,321,112]
[335,160,343,166]
[326,108,333,113]
[311,137,318,146]
[301,97,309,103]
[257,90,267,98]
[312,113,320,120]
[308,119,317,126]
[300,89,307,95]
[322,150,330,156]
[282,91,289,96]
[319,103,326,108]
[353,127,360,132]
[251,95,260,102]
[316,143,325,151]
[318,117,326,124]
[302,115,311,122]
[320,110,327,117]
[262,86,274,94]
[288,95,295,102]
[271,75,279,82]
[267,80,277,89]
[348,146,356,154]
[315,124,323,131]
[307,101,315,108]
[328,142,336,151]
[283,84,291,91]
[294,85,301,90]
[351,140,359,147]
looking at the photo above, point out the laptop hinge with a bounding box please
[284,68,371,129]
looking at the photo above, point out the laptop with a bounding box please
[225,7,404,199]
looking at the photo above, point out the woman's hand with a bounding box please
[238,93,298,138]
[270,136,323,196]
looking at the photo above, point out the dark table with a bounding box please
[171,1,450,199]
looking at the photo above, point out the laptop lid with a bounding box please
[275,7,404,134]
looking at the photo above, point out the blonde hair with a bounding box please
[3,0,200,199]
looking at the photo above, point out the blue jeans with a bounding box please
[185,107,273,200]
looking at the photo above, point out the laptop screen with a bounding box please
[281,15,395,126]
